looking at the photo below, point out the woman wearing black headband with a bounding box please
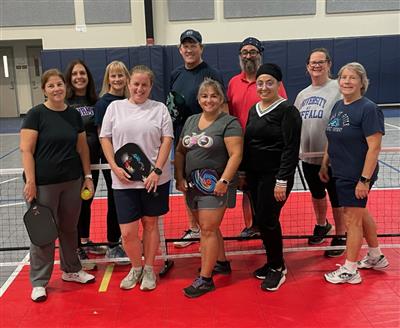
[239,63,302,291]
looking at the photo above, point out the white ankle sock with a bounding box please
[344,260,357,273]
[144,264,153,271]
[132,266,142,273]
[368,247,382,258]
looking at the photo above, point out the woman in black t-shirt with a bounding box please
[20,69,96,302]
[65,60,105,262]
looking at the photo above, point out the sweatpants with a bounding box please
[30,178,82,287]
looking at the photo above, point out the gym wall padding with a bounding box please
[42,35,400,104]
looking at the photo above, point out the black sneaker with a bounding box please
[253,263,287,280]
[213,261,232,275]
[308,220,333,245]
[183,277,215,298]
[324,237,346,257]
[261,267,286,291]
[238,227,261,238]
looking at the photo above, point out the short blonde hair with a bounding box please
[100,61,130,97]
[338,62,369,96]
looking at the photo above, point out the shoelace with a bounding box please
[191,277,207,288]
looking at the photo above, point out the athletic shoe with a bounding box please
[120,268,143,290]
[324,237,346,258]
[183,276,215,298]
[261,267,286,291]
[77,247,89,260]
[140,267,157,291]
[324,265,362,284]
[253,263,287,280]
[357,254,389,270]
[105,245,130,265]
[82,240,107,255]
[173,229,200,248]
[308,220,333,245]
[31,287,47,302]
[239,227,261,238]
[198,261,232,276]
[62,270,95,284]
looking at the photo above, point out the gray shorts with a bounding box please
[185,186,237,211]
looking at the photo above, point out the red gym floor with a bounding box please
[1,248,399,328]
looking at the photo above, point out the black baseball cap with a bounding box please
[180,29,202,44]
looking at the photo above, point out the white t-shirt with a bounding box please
[100,98,174,189]
[294,79,341,165]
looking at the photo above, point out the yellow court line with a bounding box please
[98,264,115,292]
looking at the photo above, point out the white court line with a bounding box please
[385,122,400,130]
[0,202,25,208]
[0,252,29,298]
[0,177,19,185]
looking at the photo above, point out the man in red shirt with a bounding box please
[227,37,287,238]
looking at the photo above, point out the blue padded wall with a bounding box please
[42,35,399,105]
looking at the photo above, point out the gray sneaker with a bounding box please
[105,245,130,265]
[140,267,157,291]
[120,268,143,290]
[357,254,389,270]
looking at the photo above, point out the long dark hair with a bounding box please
[65,59,97,104]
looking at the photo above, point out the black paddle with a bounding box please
[23,199,58,247]
[114,143,158,197]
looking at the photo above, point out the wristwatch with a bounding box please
[152,167,163,176]
[84,174,93,180]
[219,178,230,185]
[359,176,371,184]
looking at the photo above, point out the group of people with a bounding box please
[20,29,389,302]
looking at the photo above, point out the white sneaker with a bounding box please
[357,254,389,270]
[140,268,157,291]
[62,270,95,284]
[324,265,362,284]
[120,268,143,290]
[31,287,47,302]
[173,229,200,248]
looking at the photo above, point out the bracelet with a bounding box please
[84,174,93,180]
[275,179,287,188]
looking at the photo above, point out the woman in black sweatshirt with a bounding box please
[240,63,301,292]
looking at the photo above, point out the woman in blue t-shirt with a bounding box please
[94,61,131,262]
[20,69,95,302]
[321,62,389,285]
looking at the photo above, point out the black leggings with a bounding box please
[247,172,294,269]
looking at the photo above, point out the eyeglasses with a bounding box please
[308,60,329,67]
[256,80,275,89]
[240,50,259,57]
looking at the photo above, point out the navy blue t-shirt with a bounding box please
[326,97,385,182]
[167,61,225,124]
[94,93,125,127]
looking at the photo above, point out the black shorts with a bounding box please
[335,178,373,208]
[113,181,170,224]
[301,161,340,208]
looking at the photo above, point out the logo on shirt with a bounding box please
[327,111,350,132]
[299,96,327,120]
[182,132,213,148]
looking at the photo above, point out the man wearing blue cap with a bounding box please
[227,37,287,238]
[168,29,227,249]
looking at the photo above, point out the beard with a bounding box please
[239,56,261,75]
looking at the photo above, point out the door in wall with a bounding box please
[27,46,44,107]
[0,47,19,117]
